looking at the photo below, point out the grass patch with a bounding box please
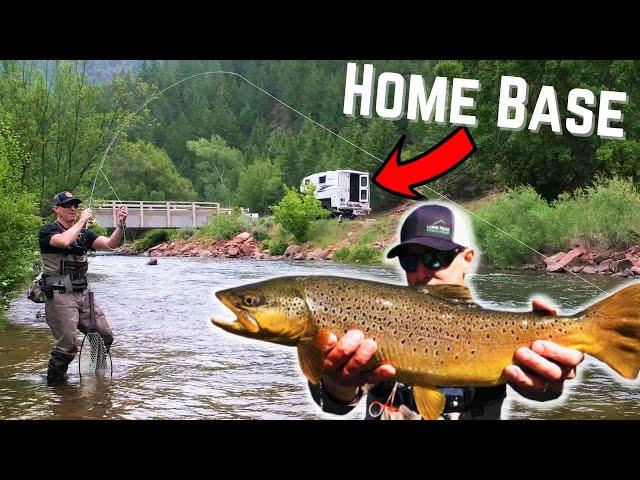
[132,229,173,252]
[332,245,382,264]
[307,218,351,248]
[472,177,640,266]
[195,211,244,240]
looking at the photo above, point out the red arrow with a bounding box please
[372,127,476,199]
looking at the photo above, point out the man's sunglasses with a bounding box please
[398,247,463,272]
[58,202,79,209]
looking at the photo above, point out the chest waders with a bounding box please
[41,251,113,380]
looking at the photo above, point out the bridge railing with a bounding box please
[93,201,243,228]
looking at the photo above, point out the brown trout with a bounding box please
[210,276,640,419]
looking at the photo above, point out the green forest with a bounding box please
[2,59,640,318]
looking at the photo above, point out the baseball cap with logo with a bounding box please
[52,191,82,207]
[387,203,473,258]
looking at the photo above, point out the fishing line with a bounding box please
[87,69,607,294]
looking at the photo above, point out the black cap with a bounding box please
[387,204,468,258]
[52,191,82,206]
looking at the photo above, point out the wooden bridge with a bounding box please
[94,201,244,229]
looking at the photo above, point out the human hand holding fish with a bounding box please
[506,340,585,400]
[320,330,396,403]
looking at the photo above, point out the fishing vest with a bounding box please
[41,252,89,294]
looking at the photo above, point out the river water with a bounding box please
[1,255,638,420]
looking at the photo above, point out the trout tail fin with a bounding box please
[580,283,640,379]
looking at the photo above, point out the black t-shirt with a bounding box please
[39,222,98,255]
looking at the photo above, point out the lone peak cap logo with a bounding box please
[387,204,472,257]
[425,218,451,236]
[52,191,82,206]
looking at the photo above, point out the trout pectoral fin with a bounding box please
[297,330,332,385]
[412,386,446,420]
[297,343,324,385]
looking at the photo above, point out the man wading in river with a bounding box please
[39,191,128,384]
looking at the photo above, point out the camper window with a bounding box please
[319,176,326,183]
[360,177,367,187]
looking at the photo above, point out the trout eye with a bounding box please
[243,294,261,307]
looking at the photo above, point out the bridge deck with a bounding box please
[94,201,240,228]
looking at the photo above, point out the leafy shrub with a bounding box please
[270,185,329,243]
[196,211,244,240]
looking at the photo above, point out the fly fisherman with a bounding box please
[309,202,585,419]
[39,191,128,384]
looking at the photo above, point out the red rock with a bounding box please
[240,243,254,256]
[613,259,634,273]
[622,268,634,278]
[581,265,598,274]
[625,254,640,267]
[593,253,611,264]
[198,249,212,257]
[595,259,613,273]
[631,266,640,276]
[293,252,307,260]
[544,252,565,271]
[545,247,586,273]
[233,232,252,243]
[148,243,165,252]
[227,246,240,257]
[307,249,330,260]
[284,245,302,257]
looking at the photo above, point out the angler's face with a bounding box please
[211,282,310,345]
[401,246,474,287]
[53,201,79,223]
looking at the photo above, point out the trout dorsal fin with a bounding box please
[414,284,474,304]
[297,330,332,385]
[412,385,446,420]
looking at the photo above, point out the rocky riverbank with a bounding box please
[534,245,640,278]
[139,232,268,259]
